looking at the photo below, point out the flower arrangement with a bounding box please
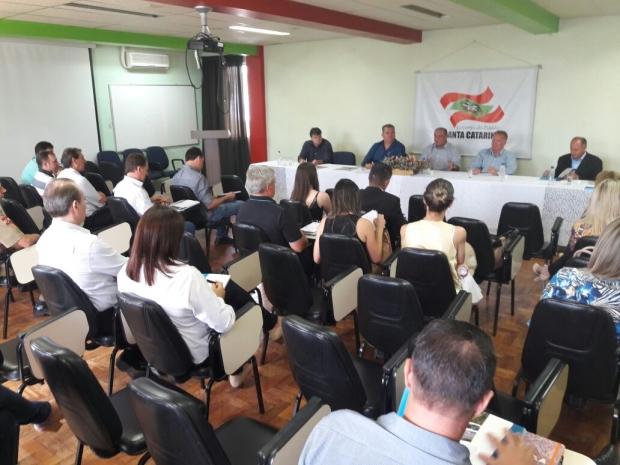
[383,154,428,175]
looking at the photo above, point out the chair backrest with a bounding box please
[106,196,141,233]
[22,309,89,380]
[146,146,170,171]
[99,161,124,186]
[123,148,144,159]
[177,232,211,274]
[407,195,426,223]
[83,160,102,175]
[319,233,371,282]
[497,202,544,257]
[97,222,132,255]
[258,243,314,317]
[522,298,617,402]
[30,337,123,454]
[221,175,249,201]
[170,185,198,202]
[128,377,231,465]
[224,251,261,293]
[9,244,38,284]
[332,151,356,166]
[257,397,331,465]
[574,235,598,252]
[116,292,195,377]
[143,176,156,197]
[31,265,101,338]
[325,188,334,200]
[1,198,40,234]
[279,199,313,228]
[448,217,496,277]
[83,171,112,197]
[0,176,27,207]
[395,248,457,319]
[358,275,424,357]
[97,151,123,170]
[233,222,269,257]
[565,256,590,269]
[282,315,368,412]
[19,184,43,208]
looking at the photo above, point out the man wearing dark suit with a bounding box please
[361,162,407,249]
[554,137,603,181]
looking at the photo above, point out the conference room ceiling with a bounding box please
[0,0,619,46]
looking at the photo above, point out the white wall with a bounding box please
[264,16,620,176]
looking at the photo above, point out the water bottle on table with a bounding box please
[548,165,555,184]
[499,163,506,181]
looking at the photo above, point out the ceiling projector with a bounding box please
[187,6,224,55]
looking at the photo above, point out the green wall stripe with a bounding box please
[0,19,258,55]
[449,0,559,34]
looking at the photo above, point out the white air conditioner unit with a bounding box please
[124,51,170,70]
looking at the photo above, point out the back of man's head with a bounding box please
[185,146,203,162]
[368,162,392,187]
[125,153,147,174]
[35,141,53,155]
[245,165,275,195]
[43,179,82,218]
[410,319,496,417]
[60,147,80,169]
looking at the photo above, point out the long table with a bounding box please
[254,161,594,245]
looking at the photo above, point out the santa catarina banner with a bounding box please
[413,67,538,159]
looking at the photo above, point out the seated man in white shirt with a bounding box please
[113,153,195,234]
[37,178,127,313]
[57,147,114,232]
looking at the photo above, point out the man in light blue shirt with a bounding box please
[299,320,536,465]
[420,128,461,171]
[469,131,517,176]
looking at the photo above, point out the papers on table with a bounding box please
[203,273,231,288]
[170,199,200,211]
[301,222,319,234]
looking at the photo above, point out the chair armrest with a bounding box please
[378,249,400,277]
[214,302,262,375]
[221,251,261,293]
[502,232,525,281]
[171,159,185,171]
[381,335,416,414]
[551,216,563,234]
[221,254,245,274]
[325,266,363,322]
[441,290,472,322]
[521,357,568,436]
[257,397,331,465]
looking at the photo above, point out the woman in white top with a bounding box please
[117,205,279,387]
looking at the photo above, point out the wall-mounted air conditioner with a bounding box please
[123,51,170,70]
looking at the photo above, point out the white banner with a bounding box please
[413,67,538,159]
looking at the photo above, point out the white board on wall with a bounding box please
[109,84,198,150]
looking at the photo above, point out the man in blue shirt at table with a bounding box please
[362,124,406,168]
[298,127,333,165]
[469,130,517,176]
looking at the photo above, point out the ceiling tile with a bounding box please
[0,2,43,14]
[9,12,112,28]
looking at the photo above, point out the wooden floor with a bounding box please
[4,231,615,464]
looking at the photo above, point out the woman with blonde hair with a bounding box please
[534,179,620,281]
[542,217,620,347]
[290,163,331,221]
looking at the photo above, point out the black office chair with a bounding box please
[19,184,43,208]
[0,177,27,208]
[279,199,313,228]
[514,298,619,443]
[117,294,265,420]
[325,188,334,200]
[83,171,112,197]
[128,376,275,465]
[232,222,269,257]
[99,161,124,186]
[448,217,524,336]
[170,185,231,260]
[30,337,149,465]
[407,194,426,223]
[142,176,156,198]
[395,248,475,324]
[574,235,598,253]
[177,232,211,274]
[357,275,424,359]
[97,150,124,171]
[282,315,384,419]
[221,174,249,201]
[332,151,356,165]
[319,233,372,282]
[83,160,102,175]
[31,265,131,395]
[1,199,40,234]
[107,196,140,235]
[146,146,183,178]
[497,202,562,261]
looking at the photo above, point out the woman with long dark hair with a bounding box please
[290,163,331,221]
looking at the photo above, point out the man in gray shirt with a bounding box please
[299,320,536,465]
[420,127,461,171]
[170,147,242,245]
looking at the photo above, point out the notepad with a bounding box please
[203,273,231,288]
[301,222,319,234]
[362,210,378,229]
[170,199,200,211]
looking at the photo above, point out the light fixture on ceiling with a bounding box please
[229,25,290,36]
[64,2,159,18]
[401,4,447,19]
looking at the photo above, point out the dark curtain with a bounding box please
[202,55,251,181]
